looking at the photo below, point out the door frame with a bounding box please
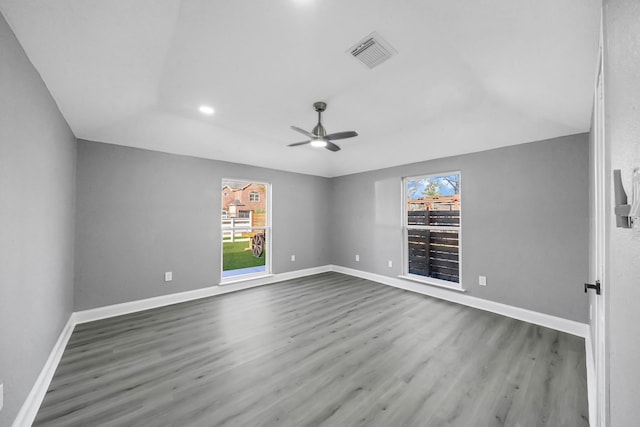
[590,17,609,426]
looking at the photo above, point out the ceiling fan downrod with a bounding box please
[312,102,327,138]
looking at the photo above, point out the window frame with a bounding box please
[220,178,272,284]
[400,171,463,291]
[249,191,260,202]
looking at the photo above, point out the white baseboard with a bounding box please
[330,265,590,338]
[74,264,589,336]
[12,315,76,427]
[74,265,331,324]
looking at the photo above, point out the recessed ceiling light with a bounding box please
[199,105,215,115]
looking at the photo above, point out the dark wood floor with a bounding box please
[33,272,588,426]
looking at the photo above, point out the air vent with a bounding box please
[347,32,397,69]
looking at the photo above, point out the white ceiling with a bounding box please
[1,0,601,177]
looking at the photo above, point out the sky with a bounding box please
[407,174,459,199]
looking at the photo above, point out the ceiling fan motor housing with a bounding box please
[312,123,326,138]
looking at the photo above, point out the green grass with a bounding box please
[223,241,266,271]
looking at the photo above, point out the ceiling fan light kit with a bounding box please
[310,139,327,148]
[288,101,358,152]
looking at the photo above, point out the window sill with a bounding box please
[220,273,273,285]
[398,275,466,292]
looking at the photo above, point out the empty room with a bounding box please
[1,0,639,426]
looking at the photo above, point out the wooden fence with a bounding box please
[252,212,266,227]
[407,210,460,283]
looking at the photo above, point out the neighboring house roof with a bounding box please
[222,183,251,191]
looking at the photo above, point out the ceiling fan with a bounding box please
[288,101,358,152]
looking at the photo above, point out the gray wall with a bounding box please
[0,13,76,426]
[74,140,331,310]
[603,0,640,425]
[330,134,589,323]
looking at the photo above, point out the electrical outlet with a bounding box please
[388,260,393,268]
[291,254,295,262]
[164,272,172,282]
[478,276,487,286]
[355,254,360,262]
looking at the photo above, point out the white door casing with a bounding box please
[590,19,609,426]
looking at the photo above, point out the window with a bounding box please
[403,172,461,289]
[221,179,270,282]
[249,191,260,202]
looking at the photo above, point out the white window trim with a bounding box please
[220,178,272,284]
[401,171,463,291]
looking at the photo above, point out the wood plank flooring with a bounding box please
[33,272,589,426]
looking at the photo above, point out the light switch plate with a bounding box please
[479,276,487,286]
[164,272,172,282]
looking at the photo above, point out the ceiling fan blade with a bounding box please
[325,130,358,141]
[287,140,311,147]
[325,141,341,152]
[290,126,314,138]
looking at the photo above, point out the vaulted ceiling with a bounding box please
[1,0,600,177]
